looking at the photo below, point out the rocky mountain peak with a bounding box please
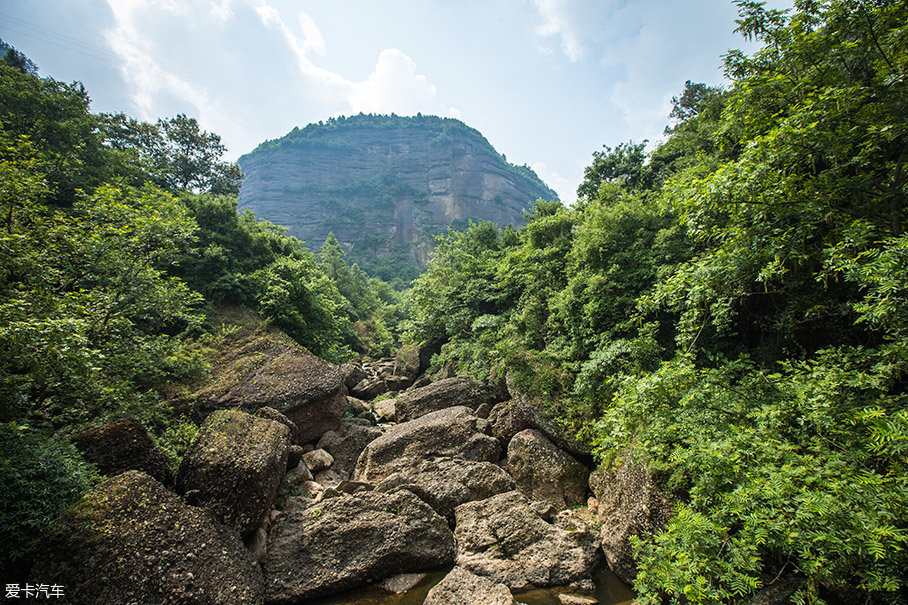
[237,114,557,281]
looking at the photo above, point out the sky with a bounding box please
[1,0,792,203]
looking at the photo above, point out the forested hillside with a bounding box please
[1,0,907,603]
[403,2,908,602]
[0,41,396,574]
[238,114,557,283]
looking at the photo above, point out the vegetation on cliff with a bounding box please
[237,113,558,284]
[403,2,908,602]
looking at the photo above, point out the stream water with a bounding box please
[310,565,635,605]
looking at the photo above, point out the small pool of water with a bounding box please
[309,566,635,605]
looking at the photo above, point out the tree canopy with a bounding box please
[404,1,908,601]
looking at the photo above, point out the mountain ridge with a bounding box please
[237,114,557,281]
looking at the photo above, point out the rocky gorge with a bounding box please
[29,321,653,604]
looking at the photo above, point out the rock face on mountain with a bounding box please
[238,114,557,279]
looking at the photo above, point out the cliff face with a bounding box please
[237,115,557,280]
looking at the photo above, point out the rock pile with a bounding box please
[32,344,654,603]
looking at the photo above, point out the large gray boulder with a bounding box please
[354,406,500,483]
[393,342,431,380]
[29,471,263,605]
[71,416,173,485]
[375,457,516,522]
[589,455,674,584]
[351,376,390,400]
[487,400,535,446]
[262,490,456,602]
[424,566,516,605]
[507,429,589,510]
[189,326,346,443]
[254,406,300,446]
[177,409,290,537]
[316,418,383,479]
[395,376,489,421]
[454,490,599,591]
[340,362,367,392]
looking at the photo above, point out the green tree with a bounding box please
[99,112,243,195]
[576,141,651,201]
[0,61,111,204]
[0,139,202,427]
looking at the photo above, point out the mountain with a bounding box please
[237,114,558,281]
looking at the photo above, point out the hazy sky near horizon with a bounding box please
[1,0,791,202]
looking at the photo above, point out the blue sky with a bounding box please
[1,0,791,202]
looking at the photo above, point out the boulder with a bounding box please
[507,429,589,510]
[316,418,383,479]
[488,400,535,446]
[190,326,346,443]
[302,448,334,473]
[283,461,313,489]
[340,362,367,392]
[345,395,370,417]
[558,595,599,605]
[286,444,304,470]
[394,343,430,380]
[255,406,300,446]
[373,397,397,421]
[489,398,590,460]
[589,455,673,584]
[382,573,427,593]
[454,490,599,590]
[395,376,489,421]
[71,417,173,485]
[262,490,456,602]
[424,566,516,605]
[314,468,345,487]
[354,406,500,483]
[410,374,432,390]
[371,358,397,379]
[351,376,389,400]
[29,471,263,604]
[385,375,412,392]
[375,457,516,522]
[177,409,290,537]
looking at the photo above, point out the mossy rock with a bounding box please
[29,471,263,604]
[186,322,346,443]
[177,409,290,537]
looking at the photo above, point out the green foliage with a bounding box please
[0,142,203,426]
[405,220,516,350]
[153,416,200,471]
[401,2,908,602]
[1,38,38,75]
[101,112,243,195]
[0,422,100,572]
[253,255,354,361]
[599,349,908,603]
[577,141,651,200]
[0,61,111,205]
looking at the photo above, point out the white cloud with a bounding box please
[210,0,235,21]
[532,0,586,62]
[252,1,458,118]
[103,0,211,120]
[532,161,575,204]
[297,11,327,56]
